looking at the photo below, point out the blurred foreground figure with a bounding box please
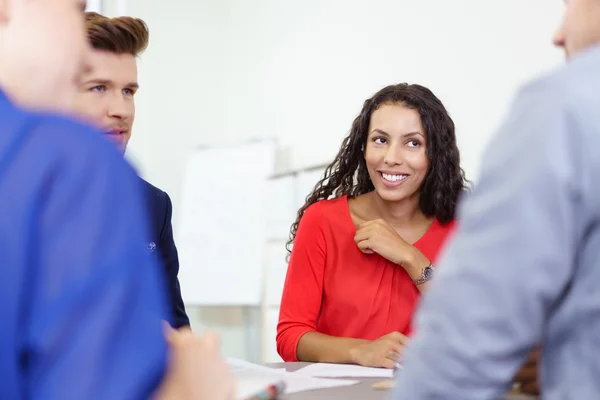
[393,0,600,399]
[0,0,233,399]
[393,0,600,400]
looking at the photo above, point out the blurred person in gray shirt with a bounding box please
[393,0,600,399]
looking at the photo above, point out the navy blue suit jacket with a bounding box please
[141,179,190,328]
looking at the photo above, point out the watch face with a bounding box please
[423,266,434,279]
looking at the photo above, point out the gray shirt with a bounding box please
[392,45,600,400]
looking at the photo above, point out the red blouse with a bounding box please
[276,196,456,362]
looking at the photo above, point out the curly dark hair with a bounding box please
[286,83,468,255]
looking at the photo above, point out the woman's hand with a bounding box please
[354,219,412,264]
[354,219,431,278]
[350,331,408,369]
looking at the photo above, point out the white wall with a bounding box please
[105,0,565,361]
[85,0,103,13]
[124,0,564,219]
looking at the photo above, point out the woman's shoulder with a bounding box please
[300,196,352,230]
[438,218,457,231]
[415,218,457,261]
[431,217,457,236]
[420,217,457,247]
[303,196,349,217]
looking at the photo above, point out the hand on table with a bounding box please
[155,326,236,400]
[350,331,408,369]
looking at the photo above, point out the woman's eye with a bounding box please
[407,140,421,147]
[374,137,387,145]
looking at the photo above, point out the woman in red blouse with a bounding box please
[276,83,468,368]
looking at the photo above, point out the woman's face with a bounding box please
[364,103,429,203]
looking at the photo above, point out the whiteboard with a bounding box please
[265,175,296,241]
[177,140,276,306]
[264,241,289,307]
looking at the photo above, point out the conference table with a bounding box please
[267,362,537,400]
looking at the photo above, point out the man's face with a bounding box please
[74,49,138,153]
[553,0,600,59]
[1,0,89,112]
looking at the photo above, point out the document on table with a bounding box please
[226,358,359,397]
[292,363,395,378]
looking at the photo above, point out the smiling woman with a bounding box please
[276,83,468,367]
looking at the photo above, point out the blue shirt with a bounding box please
[0,91,168,399]
[393,45,600,399]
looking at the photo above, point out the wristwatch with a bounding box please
[412,263,435,285]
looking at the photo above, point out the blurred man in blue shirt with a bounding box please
[0,0,232,399]
[394,1,600,399]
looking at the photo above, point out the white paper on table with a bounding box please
[293,363,395,378]
[280,375,358,395]
[227,357,286,374]
[226,358,359,396]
